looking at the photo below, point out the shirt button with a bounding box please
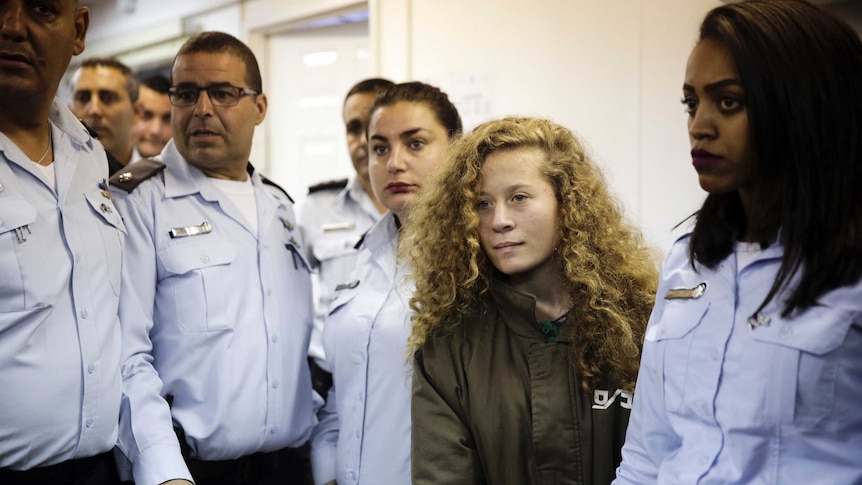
[346,471,356,481]
[81,310,88,319]
[699,455,710,465]
[272,381,279,389]
[270,426,278,434]
[88,364,95,374]
[86,417,94,428]
[271,335,278,343]
[780,326,793,338]
[266,288,273,296]
[75,254,81,264]
[200,255,210,264]
[358,393,363,402]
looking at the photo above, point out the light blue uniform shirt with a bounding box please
[615,233,862,484]
[311,212,413,485]
[112,140,316,485]
[0,98,124,470]
[299,176,382,371]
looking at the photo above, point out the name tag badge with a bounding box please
[322,222,356,232]
[169,221,213,239]
[664,282,707,300]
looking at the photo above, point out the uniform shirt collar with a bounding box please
[160,139,260,200]
[358,211,399,252]
[49,97,96,151]
[344,176,384,221]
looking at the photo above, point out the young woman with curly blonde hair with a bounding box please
[406,117,658,484]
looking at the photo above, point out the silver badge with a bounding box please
[169,221,213,239]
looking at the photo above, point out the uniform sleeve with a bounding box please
[112,190,193,485]
[412,349,485,485]
[310,383,338,485]
[613,259,681,484]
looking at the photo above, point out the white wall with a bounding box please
[374,0,721,255]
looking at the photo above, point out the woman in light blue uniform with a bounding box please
[614,1,862,484]
[310,82,461,485]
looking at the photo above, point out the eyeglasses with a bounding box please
[168,84,259,107]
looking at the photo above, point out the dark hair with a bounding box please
[173,31,262,93]
[368,81,462,140]
[78,57,139,102]
[344,78,394,104]
[689,0,862,317]
[139,74,170,95]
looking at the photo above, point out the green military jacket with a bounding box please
[412,278,632,485]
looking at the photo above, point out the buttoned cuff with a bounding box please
[133,442,193,485]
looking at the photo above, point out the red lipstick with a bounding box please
[386,182,413,193]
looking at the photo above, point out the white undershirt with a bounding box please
[209,177,258,234]
[30,160,56,191]
[734,240,762,275]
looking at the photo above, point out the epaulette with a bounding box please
[247,162,294,203]
[308,178,348,195]
[262,176,294,203]
[109,159,166,193]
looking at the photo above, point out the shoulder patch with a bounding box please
[109,159,166,193]
[308,178,348,194]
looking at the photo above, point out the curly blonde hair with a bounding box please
[405,117,658,392]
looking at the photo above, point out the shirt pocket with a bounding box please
[321,284,359,365]
[159,237,237,332]
[0,198,36,312]
[750,306,856,429]
[651,297,710,412]
[84,192,126,296]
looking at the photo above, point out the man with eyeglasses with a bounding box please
[109,31,315,485]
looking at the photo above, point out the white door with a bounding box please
[265,20,371,209]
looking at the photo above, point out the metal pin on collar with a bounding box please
[748,312,771,330]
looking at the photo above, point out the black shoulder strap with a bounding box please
[109,159,166,193]
[247,162,294,203]
[308,178,348,194]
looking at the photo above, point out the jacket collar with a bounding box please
[490,276,572,343]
